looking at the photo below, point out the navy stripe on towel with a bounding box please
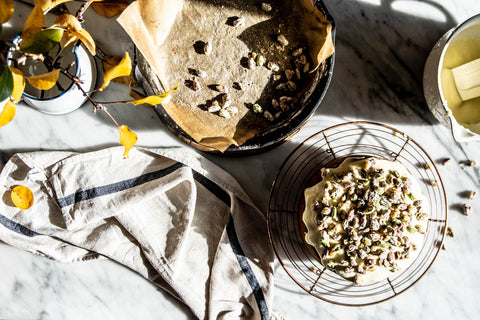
[226,214,269,320]
[54,159,269,318]
[192,172,231,207]
[0,213,41,237]
[57,162,185,208]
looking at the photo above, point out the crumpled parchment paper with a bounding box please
[118,0,334,152]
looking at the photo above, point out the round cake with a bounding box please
[302,157,428,285]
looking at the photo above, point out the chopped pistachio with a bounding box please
[462,204,472,216]
[277,34,289,46]
[232,16,245,27]
[263,110,274,122]
[256,54,265,67]
[202,41,212,55]
[446,226,454,238]
[247,57,256,69]
[261,2,272,12]
[218,108,231,119]
[467,191,477,200]
[267,61,280,72]
[292,47,303,57]
[441,158,451,166]
[252,103,263,113]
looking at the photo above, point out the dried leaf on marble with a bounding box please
[118,125,137,159]
[10,185,34,210]
[0,99,15,127]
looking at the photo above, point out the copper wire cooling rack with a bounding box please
[267,121,447,306]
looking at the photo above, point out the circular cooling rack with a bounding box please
[267,121,448,306]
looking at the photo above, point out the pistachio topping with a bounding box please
[303,157,428,285]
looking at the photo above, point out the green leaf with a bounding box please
[19,28,64,54]
[0,65,14,102]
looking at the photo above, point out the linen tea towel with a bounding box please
[0,147,275,320]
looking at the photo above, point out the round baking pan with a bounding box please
[136,0,335,155]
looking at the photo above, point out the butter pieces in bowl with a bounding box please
[424,13,480,142]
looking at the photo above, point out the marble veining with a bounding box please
[1,0,480,319]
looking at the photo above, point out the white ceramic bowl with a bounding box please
[423,13,480,142]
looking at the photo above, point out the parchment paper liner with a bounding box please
[118,0,334,152]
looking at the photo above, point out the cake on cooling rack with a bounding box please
[302,157,428,285]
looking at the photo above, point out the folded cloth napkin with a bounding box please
[0,146,275,320]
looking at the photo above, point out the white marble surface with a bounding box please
[1,0,480,319]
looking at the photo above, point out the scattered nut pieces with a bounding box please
[430,180,438,187]
[233,82,245,90]
[292,47,303,57]
[213,84,228,93]
[202,41,212,55]
[467,191,477,200]
[295,54,307,65]
[190,78,201,92]
[252,103,263,113]
[261,2,272,12]
[441,158,451,166]
[272,74,282,81]
[276,82,287,91]
[189,68,207,78]
[216,93,231,108]
[446,227,454,238]
[461,160,478,167]
[285,69,294,80]
[267,61,280,72]
[219,108,231,119]
[264,110,274,122]
[462,204,472,216]
[277,34,289,46]
[208,104,221,113]
[232,16,245,27]
[256,54,265,67]
[247,57,256,69]
[441,243,446,250]
[271,99,279,109]
[286,80,297,91]
[295,68,301,80]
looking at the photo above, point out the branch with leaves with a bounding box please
[0,0,177,158]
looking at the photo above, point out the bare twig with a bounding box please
[76,0,94,22]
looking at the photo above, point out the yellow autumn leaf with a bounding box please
[0,99,15,127]
[71,28,96,55]
[10,185,34,210]
[127,84,179,106]
[54,14,96,55]
[99,51,132,91]
[92,0,129,18]
[0,0,14,24]
[119,125,137,159]
[35,0,72,13]
[9,67,25,103]
[103,55,136,86]
[22,6,45,39]
[26,69,60,90]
